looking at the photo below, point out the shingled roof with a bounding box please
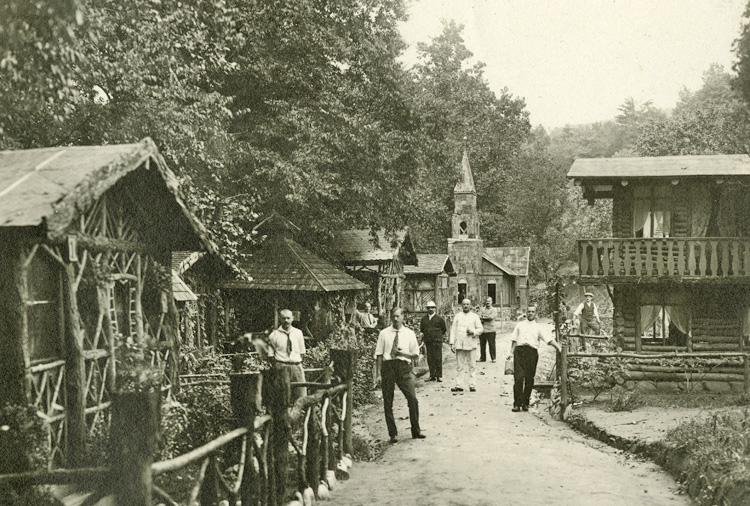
[483,247,531,277]
[172,270,198,302]
[332,229,417,265]
[403,254,455,275]
[568,154,750,179]
[0,138,217,253]
[222,238,367,292]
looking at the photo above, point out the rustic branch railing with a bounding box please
[0,350,358,506]
[578,237,750,279]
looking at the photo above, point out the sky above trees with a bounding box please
[399,0,747,128]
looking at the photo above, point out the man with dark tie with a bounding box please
[268,309,307,402]
[420,300,447,382]
[374,308,425,443]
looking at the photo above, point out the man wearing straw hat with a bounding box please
[573,291,601,350]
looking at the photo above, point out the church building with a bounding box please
[446,150,529,312]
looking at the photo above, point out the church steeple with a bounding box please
[454,149,476,194]
[451,148,479,239]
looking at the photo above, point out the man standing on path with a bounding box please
[420,300,447,382]
[374,308,426,443]
[268,309,307,403]
[450,298,483,393]
[573,292,601,350]
[508,306,561,412]
[478,297,498,363]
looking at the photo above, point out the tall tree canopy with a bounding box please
[404,21,531,251]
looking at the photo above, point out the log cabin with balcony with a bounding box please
[568,154,750,355]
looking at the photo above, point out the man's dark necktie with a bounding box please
[390,330,399,358]
[287,333,293,354]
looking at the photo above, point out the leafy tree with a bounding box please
[0,0,87,140]
[404,21,531,251]
[635,65,750,156]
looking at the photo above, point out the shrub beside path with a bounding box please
[328,320,690,506]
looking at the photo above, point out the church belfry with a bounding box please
[452,149,480,239]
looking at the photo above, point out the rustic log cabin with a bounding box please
[568,154,750,353]
[0,138,217,467]
[221,213,367,340]
[331,229,417,321]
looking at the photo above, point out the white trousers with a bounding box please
[455,348,477,388]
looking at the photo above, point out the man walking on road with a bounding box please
[478,297,498,363]
[508,306,561,412]
[375,308,426,443]
[450,298,483,392]
[420,300,447,382]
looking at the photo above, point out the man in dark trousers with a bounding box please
[420,300,447,382]
[508,306,561,412]
[573,291,601,350]
[375,308,426,443]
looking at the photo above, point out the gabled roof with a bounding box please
[568,154,750,179]
[403,254,455,275]
[222,237,367,292]
[172,270,198,302]
[483,247,531,277]
[454,149,476,193]
[332,229,417,265]
[172,251,204,274]
[0,138,217,253]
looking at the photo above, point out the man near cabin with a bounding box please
[478,297,498,363]
[508,306,562,412]
[450,298,483,392]
[353,301,378,329]
[268,309,307,403]
[420,300,447,382]
[375,308,425,443]
[573,292,601,350]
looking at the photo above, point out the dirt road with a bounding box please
[327,323,691,506]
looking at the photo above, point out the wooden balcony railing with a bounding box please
[578,238,750,279]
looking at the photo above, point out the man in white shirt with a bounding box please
[374,308,425,443]
[353,302,378,329]
[478,297,498,363]
[450,298,484,393]
[508,306,561,412]
[268,309,307,403]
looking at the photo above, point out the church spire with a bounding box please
[454,148,475,194]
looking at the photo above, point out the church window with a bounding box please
[459,221,468,235]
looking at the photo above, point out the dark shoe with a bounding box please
[450,387,464,392]
[426,377,436,382]
[412,433,426,439]
[389,436,398,444]
[436,378,442,382]
[477,359,486,362]
[521,404,529,412]
[469,386,476,392]
[511,406,521,412]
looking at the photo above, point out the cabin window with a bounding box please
[633,186,671,238]
[27,251,63,361]
[113,280,136,339]
[457,279,467,303]
[640,304,688,348]
[487,280,497,305]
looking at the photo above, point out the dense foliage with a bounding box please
[666,410,750,505]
